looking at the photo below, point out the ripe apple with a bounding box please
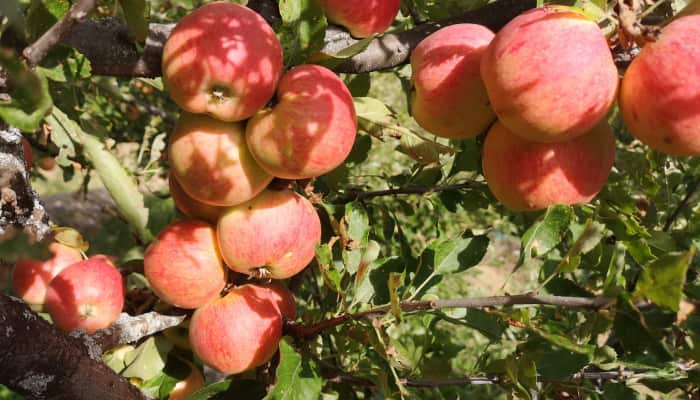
[480,8,618,143]
[189,284,283,374]
[45,255,124,333]
[319,0,400,38]
[169,112,272,207]
[249,282,297,320]
[619,15,700,156]
[411,24,496,139]
[144,220,226,309]
[168,360,205,400]
[12,242,83,311]
[482,120,616,211]
[169,174,225,223]
[246,64,357,180]
[161,2,283,122]
[218,189,322,280]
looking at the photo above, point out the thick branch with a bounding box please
[285,293,614,340]
[58,0,536,77]
[90,311,187,353]
[23,0,97,66]
[0,294,147,400]
[332,182,487,204]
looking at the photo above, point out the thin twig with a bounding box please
[332,182,487,204]
[663,177,700,231]
[284,293,614,340]
[23,0,97,66]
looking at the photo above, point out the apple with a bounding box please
[619,15,700,156]
[189,284,283,374]
[161,2,283,122]
[169,112,272,207]
[168,360,205,400]
[481,120,616,211]
[319,0,400,38]
[246,64,357,180]
[144,220,226,309]
[45,255,124,333]
[480,8,618,143]
[411,24,496,139]
[169,174,225,223]
[248,282,297,320]
[12,242,83,311]
[217,189,322,279]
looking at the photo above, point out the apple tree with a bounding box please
[1,0,699,399]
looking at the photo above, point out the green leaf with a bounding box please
[264,339,322,400]
[121,336,172,381]
[45,107,79,166]
[277,0,327,66]
[518,205,574,267]
[26,0,70,39]
[118,0,149,43]
[536,349,590,379]
[311,36,375,69]
[0,49,53,131]
[634,247,695,311]
[388,272,403,321]
[426,231,490,275]
[343,202,369,274]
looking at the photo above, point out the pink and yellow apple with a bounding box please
[246,64,357,180]
[161,2,283,122]
[189,284,283,374]
[144,220,226,309]
[217,189,321,279]
[45,255,124,333]
[168,360,205,400]
[249,282,297,321]
[319,0,400,38]
[619,15,700,156]
[12,242,83,311]
[480,8,618,143]
[411,24,496,139]
[169,174,225,223]
[482,120,616,211]
[169,112,272,207]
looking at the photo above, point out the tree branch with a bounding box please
[90,311,187,353]
[23,0,97,66]
[285,293,614,340]
[332,182,487,204]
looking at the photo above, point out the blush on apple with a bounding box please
[45,255,124,333]
[319,0,401,38]
[161,2,283,122]
[169,174,225,223]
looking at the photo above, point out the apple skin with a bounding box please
[189,284,283,374]
[319,0,400,38]
[45,255,124,334]
[249,282,297,320]
[169,112,273,207]
[411,24,496,139]
[168,360,205,400]
[161,2,283,122]
[619,15,700,156]
[246,65,357,180]
[480,8,618,143]
[482,120,616,211]
[144,220,226,309]
[217,189,321,280]
[169,174,225,223]
[12,242,83,311]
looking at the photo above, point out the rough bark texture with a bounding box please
[0,294,148,400]
[0,124,51,242]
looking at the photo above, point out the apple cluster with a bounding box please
[411,9,700,212]
[12,243,125,334]
[145,1,386,375]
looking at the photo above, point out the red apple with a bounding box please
[246,64,357,180]
[482,120,616,211]
[45,255,124,333]
[217,189,322,279]
[169,174,225,223]
[248,282,297,320]
[12,242,83,311]
[480,8,618,143]
[161,2,283,122]
[619,15,700,156]
[168,360,205,400]
[144,220,226,309]
[411,24,496,139]
[169,112,272,207]
[319,0,400,38]
[189,284,283,374]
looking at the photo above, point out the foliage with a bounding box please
[1,0,699,399]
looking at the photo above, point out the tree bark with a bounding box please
[0,294,148,400]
